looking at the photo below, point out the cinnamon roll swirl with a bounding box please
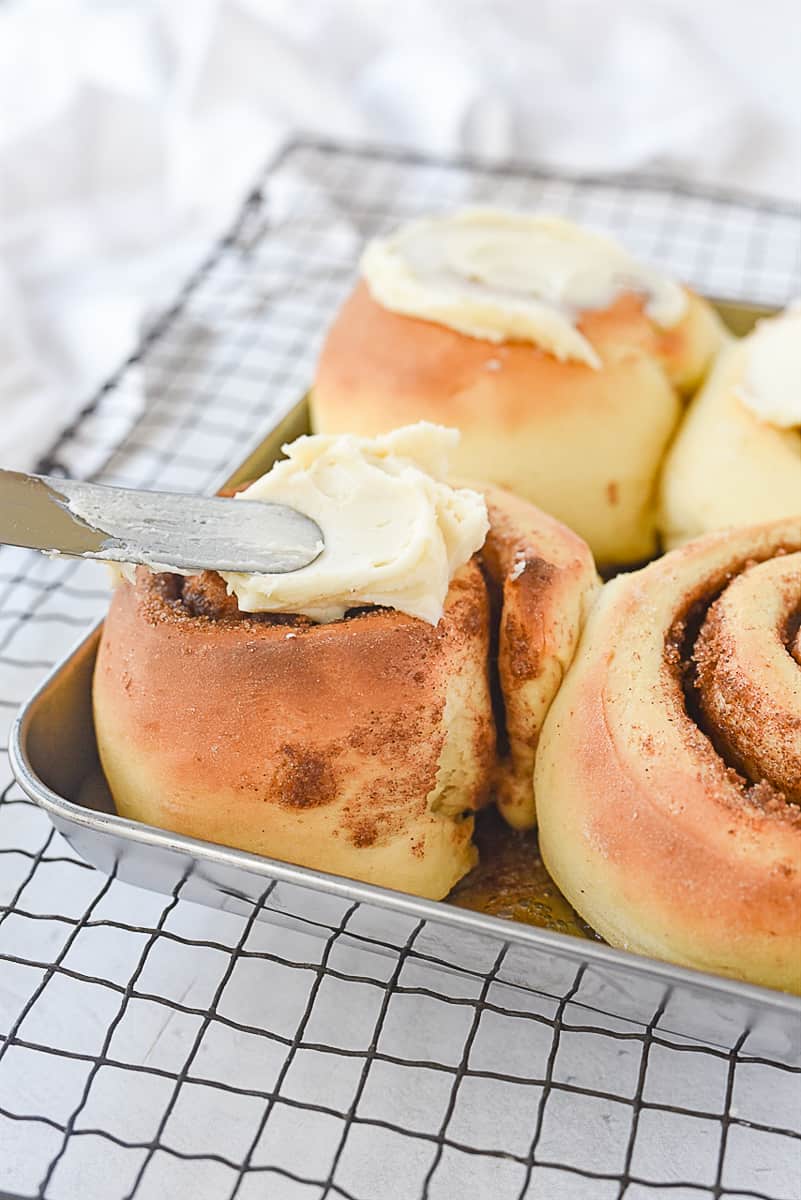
[535,519,801,992]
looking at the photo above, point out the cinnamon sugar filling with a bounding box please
[137,569,392,631]
[664,550,801,819]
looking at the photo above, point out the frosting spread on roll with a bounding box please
[738,305,801,428]
[221,423,489,624]
[361,209,687,368]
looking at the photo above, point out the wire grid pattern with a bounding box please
[1,140,800,1200]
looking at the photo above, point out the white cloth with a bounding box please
[1,0,799,470]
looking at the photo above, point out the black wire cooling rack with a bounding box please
[1,139,800,1200]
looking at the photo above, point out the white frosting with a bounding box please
[221,423,489,625]
[738,305,801,428]
[361,209,687,368]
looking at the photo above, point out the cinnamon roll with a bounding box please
[93,425,598,899]
[535,519,801,992]
[660,305,801,548]
[311,209,724,565]
[479,483,599,830]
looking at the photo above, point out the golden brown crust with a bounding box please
[477,484,600,829]
[94,558,496,900]
[311,283,724,564]
[93,482,597,896]
[535,518,801,992]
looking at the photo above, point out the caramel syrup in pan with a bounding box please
[449,808,598,940]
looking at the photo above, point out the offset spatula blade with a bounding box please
[0,470,324,574]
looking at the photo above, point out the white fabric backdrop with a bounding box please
[1,0,800,470]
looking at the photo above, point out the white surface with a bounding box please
[1,0,800,470]
[1,143,799,1199]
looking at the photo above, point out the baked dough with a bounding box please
[535,519,801,992]
[660,312,801,548]
[93,481,597,898]
[312,281,723,565]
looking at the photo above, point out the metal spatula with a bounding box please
[0,470,324,574]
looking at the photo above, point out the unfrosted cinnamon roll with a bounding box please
[660,305,801,548]
[311,209,725,565]
[93,425,598,899]
[535,519,801,992]
[479,483,599,829]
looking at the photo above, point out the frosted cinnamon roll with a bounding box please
[660,305,801,548]
[535,519,801,992]
[94,424,598,899]
[311,209,725,565]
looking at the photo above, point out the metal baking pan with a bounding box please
[10,298,801,1065]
